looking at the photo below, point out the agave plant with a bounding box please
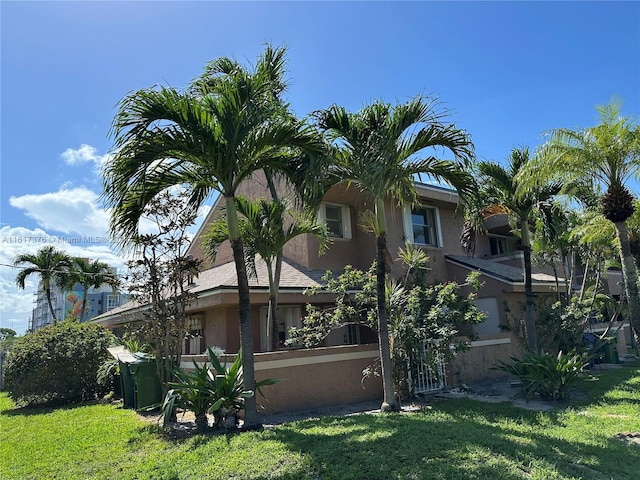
[161,347,280,431]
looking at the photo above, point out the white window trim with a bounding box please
[318,202,352,240]
[403,204,442,248]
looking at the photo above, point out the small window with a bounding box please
[404,205,441,247]
[489,236,510,255]
[318,203,352,239]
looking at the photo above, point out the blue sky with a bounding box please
[1,1,639,334]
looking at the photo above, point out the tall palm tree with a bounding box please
[102,45,322,428]
[67,258,118,322]
[524,101,640,343]
[315,98,475,411]
[205,196,329,351]
[14,245,72,325]
[467,148,561,352]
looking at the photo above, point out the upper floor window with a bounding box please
[404,205,441,247]
[106,294,123,311]
[318,202,352,240]
[489,235,510,256]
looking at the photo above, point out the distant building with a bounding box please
[28,263,127,332]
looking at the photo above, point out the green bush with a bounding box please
[496,351,588,401]
[4,322,116,406]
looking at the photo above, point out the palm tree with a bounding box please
[467,148,561,352]
[67,258,118,322]
[524,101,640,343]
[14,245,72,325]
[205,196,328,351]
[102,46,322,428]
[315,98,475,411]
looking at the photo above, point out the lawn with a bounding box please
[1,363,639,480]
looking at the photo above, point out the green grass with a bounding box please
[2,363,640,479]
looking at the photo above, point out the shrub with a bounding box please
[4,322,117,406]
[496,351,588,401]
[161,347,280,431]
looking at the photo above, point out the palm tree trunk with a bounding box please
[579,260,590,303]
[270,254,283,351]
[80,287,89,323]
[551,261,561,303]
[226,197,259,429]
[46,287,58,325]
[521,223,538,352]
[614,221,640,345]
[375,201,398,412]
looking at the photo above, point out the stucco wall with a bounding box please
[448,335,525,385]
[182,344,383,414]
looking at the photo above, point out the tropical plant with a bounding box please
[4,322,117,406]
[314,97,475,411]
[13,245,72,325]
[205,196,328,351]
[291,244,485,399]
[123,191,200,397]
[524,100,640,343]
[65,257,118,322]
[103,45,322,428]
[161,347,280,432]
[463,148,561,352]
[495,350,588,401]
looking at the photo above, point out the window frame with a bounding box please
[318,202,352,240]
[403,204,442,248]
[488,234,511,256]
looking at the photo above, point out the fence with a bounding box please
[408,340,447,394]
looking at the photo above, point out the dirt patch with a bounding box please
[614,432,640,446]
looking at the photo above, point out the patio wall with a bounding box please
[448,334,524,385]
[181,344,383,414]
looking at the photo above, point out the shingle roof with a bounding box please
[189,258,327,292]
[445,255,560,284]
[93,258,328,322]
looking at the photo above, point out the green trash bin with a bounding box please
[129,354,163,410]
[118,352,138,409]
[600,337,620,364]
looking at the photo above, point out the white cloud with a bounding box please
[60,144,112,172]
[9,187,110,237]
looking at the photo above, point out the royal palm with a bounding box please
[315,98,474,411]
[470,148,560,352]
[14,245,72,325]
[103,46,321,427]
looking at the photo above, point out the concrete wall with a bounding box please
[448,335,524,385]
[181,344,383,414]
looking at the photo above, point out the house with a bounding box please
[95,175,568,413]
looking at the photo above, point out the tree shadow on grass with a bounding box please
[256,401,640,480]
[0,399,102,417]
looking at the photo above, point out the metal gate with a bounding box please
[407,340,447,394]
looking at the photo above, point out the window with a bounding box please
[318,203,352,239]
[489,236,510,255]
[261,305,304,350]
[404,205,441,247]
[106,295,122,311]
